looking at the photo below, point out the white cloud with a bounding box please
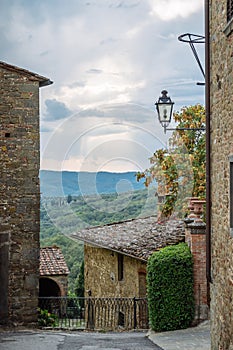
[40,103,167,172]
[1,0,204,172]
[149,0,204,21]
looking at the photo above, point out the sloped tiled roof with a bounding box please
[0,61,53,87]
[71,216,185,262]
[40,246,69,276]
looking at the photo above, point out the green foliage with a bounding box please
[75,260,85,307]
[67,194,72,204]
[147,243,195,332]
[41,188,157,232]
[38,308,58,327]
[173,105,206,199]
[40,188,157,294]
[75,260,84,297]
[137,104,206,218]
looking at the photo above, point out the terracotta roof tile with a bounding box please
[40,246,69,276]
[71,216,185,262]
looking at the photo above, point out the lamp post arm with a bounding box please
[164,126,206,133]
[166,127,206,131]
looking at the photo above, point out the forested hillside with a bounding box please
[40,187,157,294]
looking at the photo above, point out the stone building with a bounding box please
[72,215,208,324]
[0,61,52,326]
[72,217,184,298]
[39,246,69,298]
[208,1,233,348]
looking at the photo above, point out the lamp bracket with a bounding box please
[164,126,206,134]
[178,33,205,80]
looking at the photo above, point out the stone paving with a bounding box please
[0,321,211,350]
[0,330,161,350]
[148,321,211,350]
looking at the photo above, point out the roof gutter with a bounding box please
[39,79,53,88]
[70,234,148,263]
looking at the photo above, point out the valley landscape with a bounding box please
[40,170,157,294]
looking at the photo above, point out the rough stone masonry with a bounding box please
[0,61,52,326]
[210,1,233,348]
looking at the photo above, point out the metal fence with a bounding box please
[38,297,148,331]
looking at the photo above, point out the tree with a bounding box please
[67,194,72,204]
[75,260,84,298]
[137,104,206,218]
[75,260,84,308]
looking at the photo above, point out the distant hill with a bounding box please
[40,170,158,294]
[40,170,150,197]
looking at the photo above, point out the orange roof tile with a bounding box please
[40,246,69,276]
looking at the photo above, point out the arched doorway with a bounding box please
[39,278,62,314]
[39,277,61,297]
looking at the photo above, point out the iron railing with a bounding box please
[38,297,148,331]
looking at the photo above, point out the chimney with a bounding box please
[184,198,209,324]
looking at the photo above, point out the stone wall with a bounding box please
[0,66,41,325]
[210,1,233,348]
[84,244,147,298]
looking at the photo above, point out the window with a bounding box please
[227,0,233,22]
[230,157,233,236]
[118,253,124,281]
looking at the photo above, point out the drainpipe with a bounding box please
[205,0,212,293]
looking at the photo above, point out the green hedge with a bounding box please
[147,242,195,331]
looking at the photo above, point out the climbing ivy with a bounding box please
[137,104,206,218]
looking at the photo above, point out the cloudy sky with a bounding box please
[1,0,205,173]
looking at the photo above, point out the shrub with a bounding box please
[147,242,194,331]
[38,308,58,327]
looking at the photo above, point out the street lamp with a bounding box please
[155,90,174,133]
[155,90,206,133]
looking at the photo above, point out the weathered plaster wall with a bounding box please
[84,244,146,298]
[210,1,233,348]
[0,67,40,325]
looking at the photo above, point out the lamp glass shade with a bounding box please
[155,90,174,128]
[157,103,172,126]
